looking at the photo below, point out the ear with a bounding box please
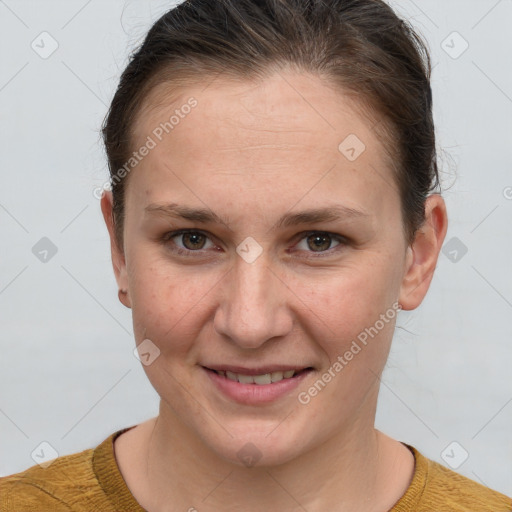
[100,190,131,309]
[399,194,448,310]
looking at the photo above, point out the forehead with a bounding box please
[134,71,387,151]
[128,70,399,217]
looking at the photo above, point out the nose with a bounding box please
[213,255,294,349]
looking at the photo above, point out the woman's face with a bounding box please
[104,70,431,466]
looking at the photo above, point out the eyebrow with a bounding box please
[144,202,370,229]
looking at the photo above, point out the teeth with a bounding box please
[271,371,284,382]
[238,374,255,384]
[253,373,272,385]
[215,369,298,384]
[226,371,238,382]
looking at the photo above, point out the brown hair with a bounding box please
[102,0,440,249]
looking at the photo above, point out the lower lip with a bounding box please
[202,367,313,405]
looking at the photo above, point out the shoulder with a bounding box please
[0,447,95,511]
[395,444,512,512]
[424,458,511,511]
[0,431,121,512]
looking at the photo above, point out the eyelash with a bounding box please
[160,229,348,258]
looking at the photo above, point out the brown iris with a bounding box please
[306,233,332,252]
[181,232,207,250]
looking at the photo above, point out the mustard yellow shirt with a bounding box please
[1,425,511,511]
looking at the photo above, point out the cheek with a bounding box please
[287,256,401,371]
[293,259,398,329]
[292,271,399,416]
[127,253,220,353]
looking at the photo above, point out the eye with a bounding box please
[161,229,346,258]
[163,230,216,254]
[294,231,345,254]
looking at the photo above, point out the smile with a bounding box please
[210,368,310,384]
[202,366,314,404]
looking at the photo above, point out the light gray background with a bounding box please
[1,0,511,498]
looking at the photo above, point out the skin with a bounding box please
[101,69,448,512]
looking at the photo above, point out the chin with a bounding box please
[222,438,304,469]
[203,416,314,468]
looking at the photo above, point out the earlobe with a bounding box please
[118,288,131,309]
[100,190,131,308]
[398,194,448,310]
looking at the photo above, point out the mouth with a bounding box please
[203,366,313,385]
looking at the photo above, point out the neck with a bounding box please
[132,399,412,512]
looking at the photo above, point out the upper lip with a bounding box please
[203,364,312,375]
